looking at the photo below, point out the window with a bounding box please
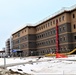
[63,26,65,30]
[56,19,58,23]
[53,29,55,34]
[59,27,61,32]
[40,35,41,38]
[18,39,20,43]
[37,36,39,39]
[74,36,76,40]
[46,32,47,36]
[74,24,76,29]
[53,20,55,24]
[48,23,49,27]
[44,25,45,28]
[15,34,17,37]
[49,40,51,44]
[18,32,20,37]
[41,26,43,29]
[39,27,41,30]
[64,47,66,50]
[43,33,45,37]
[42,34,43,37]
[60,37,62,41]
[53,39,55,43]
[51,30,52,34]
[40,27,41,30]
[42,42,43,45]
[48,31,50,35]
[60,47,62,51]
[46,24,47,27]
[51,39,53,43]
[37,28,39,31]
[59,17,61,22]
[51,21,52,25]
[63,37,66,41]
[62,16,64,21]
[73,14,75,18]
[40,42,41,45]
[46,41,48,45]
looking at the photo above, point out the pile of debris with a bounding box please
[0,68,31,75]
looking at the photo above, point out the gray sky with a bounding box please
[0,0,76,49]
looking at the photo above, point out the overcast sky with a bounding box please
[0,0,76,49]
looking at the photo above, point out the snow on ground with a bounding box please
[0,55,76,75]
[0,57,38,66]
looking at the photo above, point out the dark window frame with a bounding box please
[73,14,75,18]
[74,36,76,40]
[62,16,64,21]
[74,24,76,29]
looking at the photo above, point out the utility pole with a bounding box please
[4,55,6,69]
[3,50,6,75]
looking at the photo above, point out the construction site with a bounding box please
[1,0,76,75]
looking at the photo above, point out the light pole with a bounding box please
[2,48,6,69]
[4,51,6,69]
[3,51,6,75]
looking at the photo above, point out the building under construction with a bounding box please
[12,5,76,57]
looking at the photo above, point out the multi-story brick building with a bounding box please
[6,39,10,56]
[12,5,76,56]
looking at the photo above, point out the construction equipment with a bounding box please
[45,48,76,57]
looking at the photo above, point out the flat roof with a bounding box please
[12,24,35,35]
[0,51,5,53]
[35,4,76,27]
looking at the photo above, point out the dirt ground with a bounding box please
[0,68,31,75]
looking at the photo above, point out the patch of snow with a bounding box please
[0,55,76,74]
